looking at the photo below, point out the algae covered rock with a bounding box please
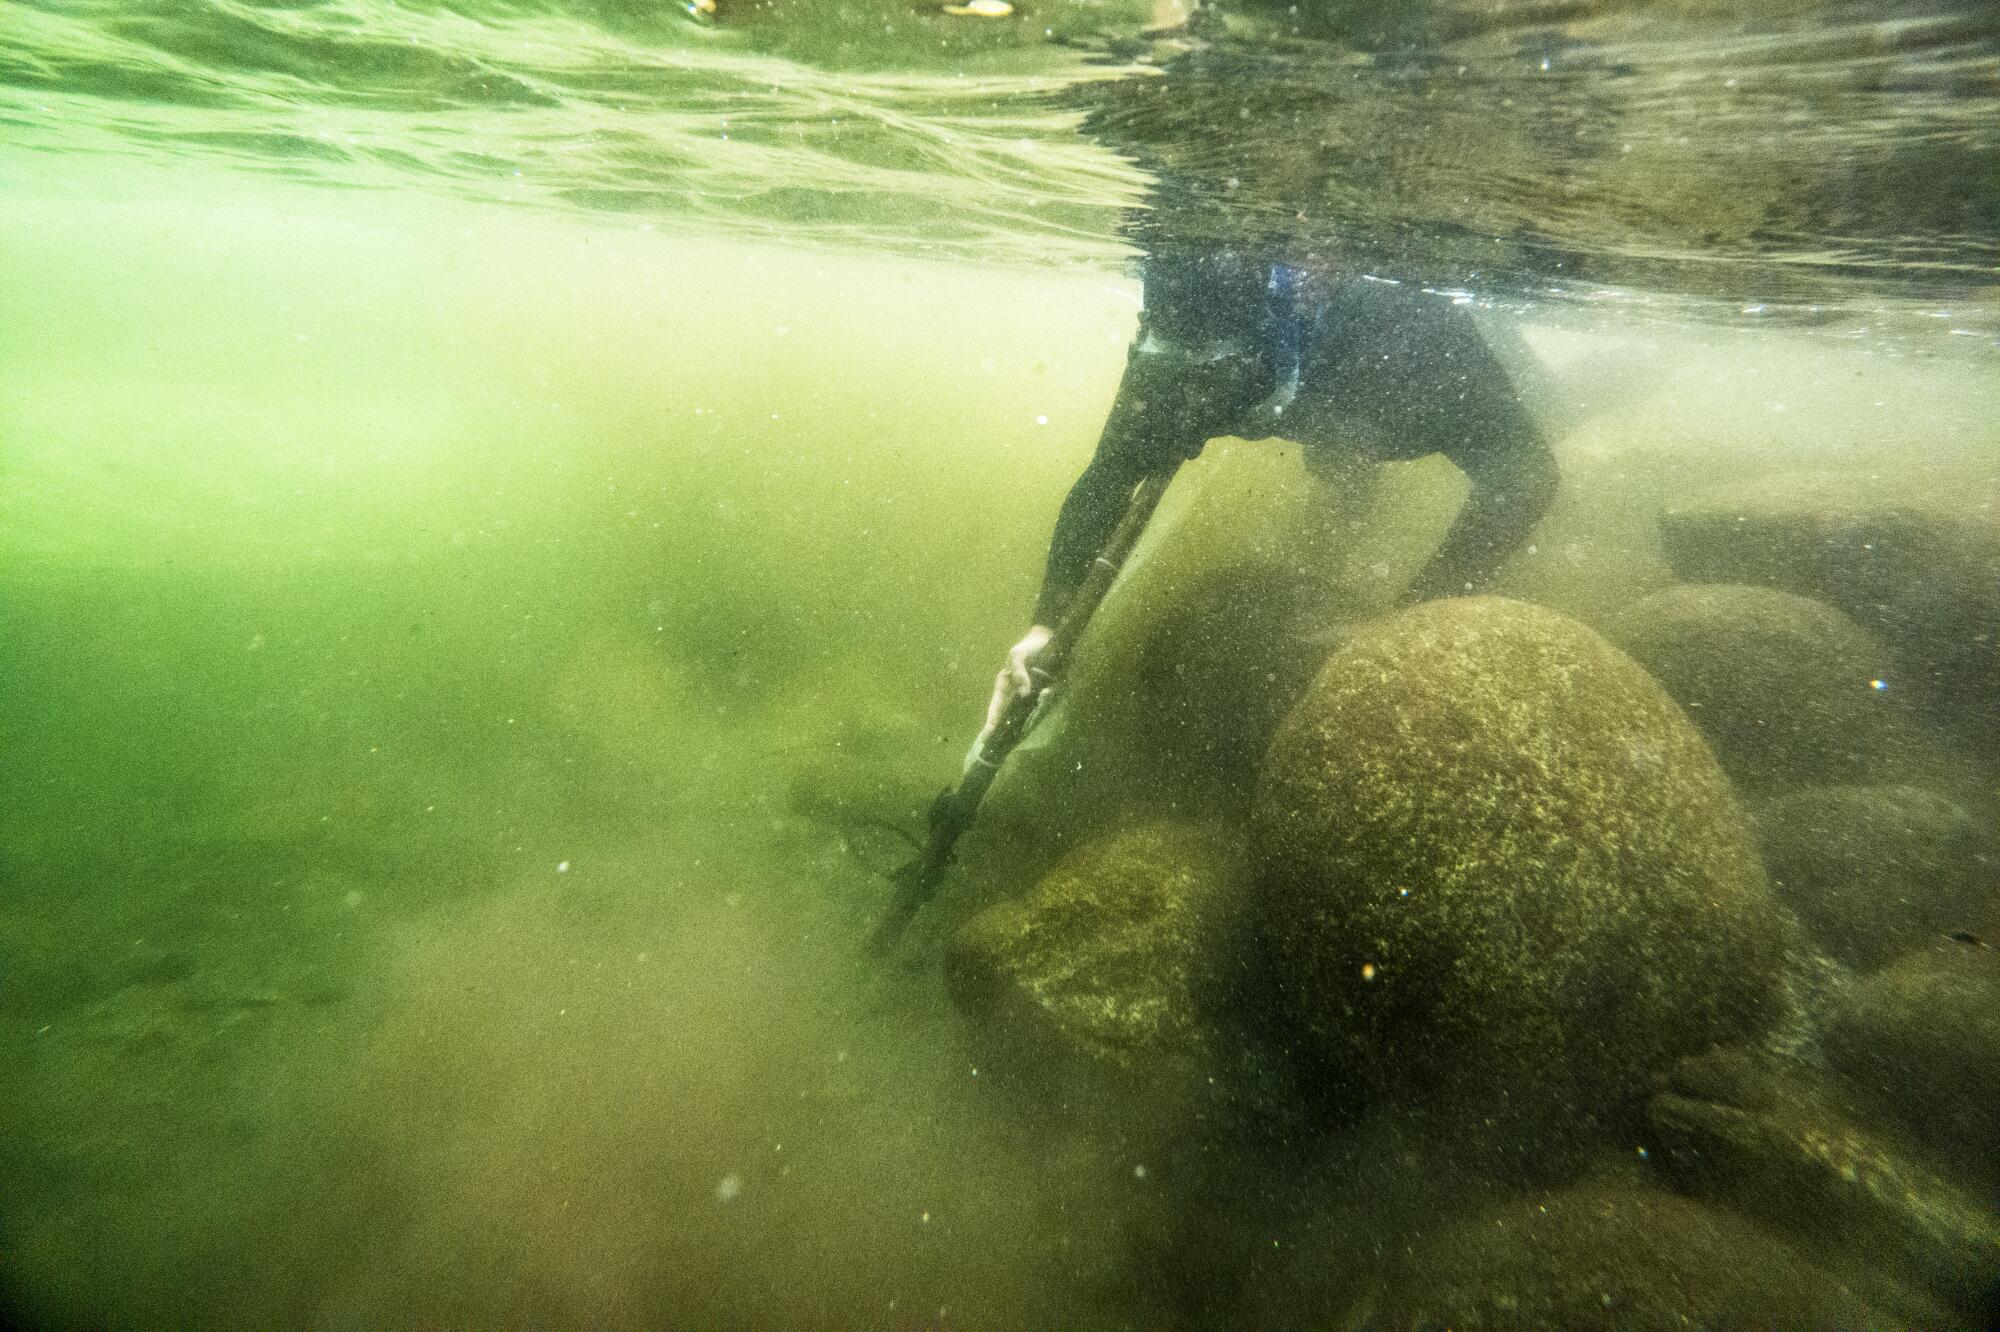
[1253,597,1787,1133]
[1658,473,2000,761]
[1368,1178,1920,1332]
[1604,583,1931,794]
[1755,785,1994,971]
[946,820,1257,1093]
[1649,1048,2000,1322]
[1826,939,2000,1199]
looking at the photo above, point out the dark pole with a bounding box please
[868,465,1180,954]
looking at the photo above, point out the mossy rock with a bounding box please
[1649,1047,2000,1322]
[1605,583,1936,794]
[1253,597,1787,1139]
[1755,785,1994,971]
[1826,939,2000,1203]
[1366,1178,1935,1331]
[1658,474,2000,765]
[946,821,1269,1113]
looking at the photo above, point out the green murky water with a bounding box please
[3,1,1997,1327]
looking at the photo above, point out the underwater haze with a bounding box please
[3,1,1999,1328]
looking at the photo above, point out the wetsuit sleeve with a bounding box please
[1403,410,1559,603]
[1032,343,1261,625]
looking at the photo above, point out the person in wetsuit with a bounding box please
[979,246,1559,735]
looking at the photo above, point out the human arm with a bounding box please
[1403,422,1558,603]
[976,340,1258,756]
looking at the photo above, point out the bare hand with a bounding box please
[966,624,1052,773]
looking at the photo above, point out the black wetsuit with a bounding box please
[1033,250,1558,625]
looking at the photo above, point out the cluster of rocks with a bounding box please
[1638,470,1998,978]
[1601,583,1949,795]
[938,469,1998,1323]
[1658,470,1999,764]
[1647,1042,1999,1321]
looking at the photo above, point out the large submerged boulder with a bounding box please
[1604,583,1938,794]
[1253,597,1788,1140]
[945,821,1274,1120]
[1367,1178,1930,1331]
[1658,473,2000,764]
[1754,785,1994,971]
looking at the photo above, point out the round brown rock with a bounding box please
[1253,597,1787,1127]
[1604,583,1928,794]
[947,821,1253,1077]
[1371,1180,1935,1331]
[1658,472,2000,763]
[1754,784,1993,971]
